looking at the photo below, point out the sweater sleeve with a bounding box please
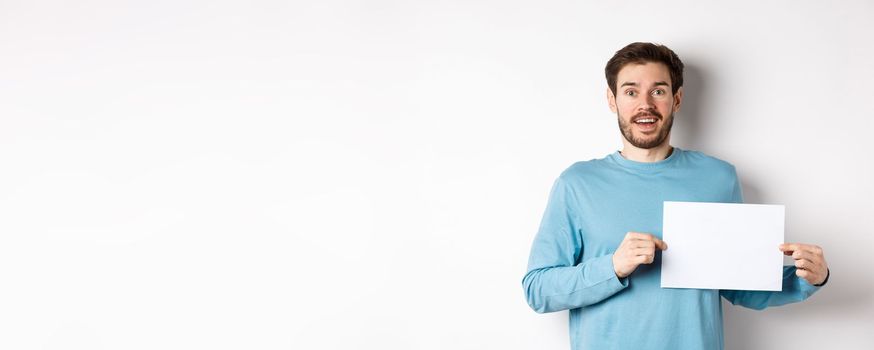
[522,176,628,314]
[719,266,821,310]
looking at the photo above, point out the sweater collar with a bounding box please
[608,147,682,171]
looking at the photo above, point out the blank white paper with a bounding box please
[661,201,784,291]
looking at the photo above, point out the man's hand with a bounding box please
[779,243,829,286]
[612,232,668,278]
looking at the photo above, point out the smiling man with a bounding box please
[522,42,829,350]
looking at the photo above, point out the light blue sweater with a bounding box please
[522,148,820,350]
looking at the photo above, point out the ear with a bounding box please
[672,86,684,113]
[607,88,617,113]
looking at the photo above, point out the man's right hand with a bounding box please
[612,232,668,278]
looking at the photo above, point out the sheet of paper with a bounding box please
[661,201,784,291]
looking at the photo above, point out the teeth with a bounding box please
[637,118,655,123]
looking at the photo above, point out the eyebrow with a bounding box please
[620,81,670,88]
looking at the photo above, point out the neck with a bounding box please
[619,142,674,163]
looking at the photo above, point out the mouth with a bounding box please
[632,115,660,132]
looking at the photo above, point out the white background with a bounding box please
[1,0,872,349]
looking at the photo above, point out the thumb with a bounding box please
[654,238,668,251]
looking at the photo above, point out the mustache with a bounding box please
[633,109,663,120]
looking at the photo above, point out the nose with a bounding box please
[638,94,656,112]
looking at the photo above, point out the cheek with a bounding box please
[616,101,636,114]
[657,100,675,113]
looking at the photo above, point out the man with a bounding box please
[521,42,829,349]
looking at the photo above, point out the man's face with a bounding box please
[607,62,683,150]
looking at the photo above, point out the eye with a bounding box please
[652,89,665,96]
[624,90,637,97]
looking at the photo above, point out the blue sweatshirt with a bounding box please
[522,148,820,350]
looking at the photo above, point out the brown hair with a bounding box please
[605,42,684,96]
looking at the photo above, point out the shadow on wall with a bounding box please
[678,62,870,349]
[671,63,708,151]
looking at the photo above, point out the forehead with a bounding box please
[617,62,671,86]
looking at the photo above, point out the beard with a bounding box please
[617,109,674,149]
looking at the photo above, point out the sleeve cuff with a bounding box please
[814,268,830,287]
[582,253,629,290]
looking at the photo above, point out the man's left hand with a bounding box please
[779,243,829,286]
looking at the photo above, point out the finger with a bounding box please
[634,241,666,252]
[791,249,806,260]
[796,268,811,280]
[779,244,795,255]
[652,237,668,251]
[632,247,655,257]
[779,243,798,254]
[627,232,652,241]
[804,244,824,258]
[794,258,816,271]
[792,249,820,264]
[631,240,655,250]
[794,243,823,257]
[636,254,655,264]
[628,232,667,250]
[782,243,823,256]
[794,268,823,285]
